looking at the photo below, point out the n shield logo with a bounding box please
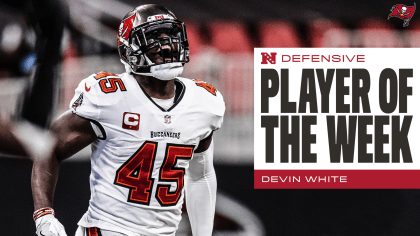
[261,52,277,64]
[122,112,140,131]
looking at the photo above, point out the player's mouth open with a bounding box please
[158,44,178,62]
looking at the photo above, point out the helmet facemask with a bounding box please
[119,17,190,80]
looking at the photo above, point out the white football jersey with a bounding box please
[69,72,225,236]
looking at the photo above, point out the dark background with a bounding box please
[2,158,420,236]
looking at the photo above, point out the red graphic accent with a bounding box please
[114,142,157,205]
[99,78,127,93]
[33,207,54,221]
[154,15,165,19]
[114,143,193,206]
[118,14,136,45]
[122,112,140,131]
[87,227,99,236]
[254,170,420,189]
[261,52,277,64]
[94,71,117,80]
[85,82,91,92]
[193,79,217,96]
[388,4,416,27]
[156,145,194,206]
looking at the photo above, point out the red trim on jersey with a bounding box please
[86,227,102,236]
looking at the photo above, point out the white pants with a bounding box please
[75,226,131,236]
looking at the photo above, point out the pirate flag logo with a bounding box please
[388,3,416,27]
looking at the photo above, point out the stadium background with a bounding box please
[1,0,420,235]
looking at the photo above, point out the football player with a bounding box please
[32,4,225,236]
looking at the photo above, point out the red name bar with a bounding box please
[254,170,420,189]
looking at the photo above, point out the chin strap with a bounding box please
[122,60,184,81]
[149,62,184,81]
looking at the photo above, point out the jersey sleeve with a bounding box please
[69,73,101,121]
[203,82,225,131]
[209,91,224,131]
[191,79,225,140]
[69,71,126,120]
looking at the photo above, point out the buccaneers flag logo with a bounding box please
[388,3,416,27]
[118,13,136,46]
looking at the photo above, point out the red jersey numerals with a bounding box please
[114,142,157,205]
[193,79,217,96]
[114,142,194,206]
[94,71,127,93]
[156,145,194,206]
[99,78,127,93]
[95,71,117,79]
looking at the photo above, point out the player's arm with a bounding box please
[185,132,217,236]
[1,118,59,160]
[32,110,96,236]
[0,118,28,157]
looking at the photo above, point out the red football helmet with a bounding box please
[117,4,190,80]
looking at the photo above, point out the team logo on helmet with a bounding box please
[388,3,416,27]
[118,13,136,45]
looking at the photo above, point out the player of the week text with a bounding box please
[254,49,420,189]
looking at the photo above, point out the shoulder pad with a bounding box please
[181,77,225,118]
[192,79,218,96]
[85,71,126,93]
[70,71,127,110]
[81,71,127,105]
